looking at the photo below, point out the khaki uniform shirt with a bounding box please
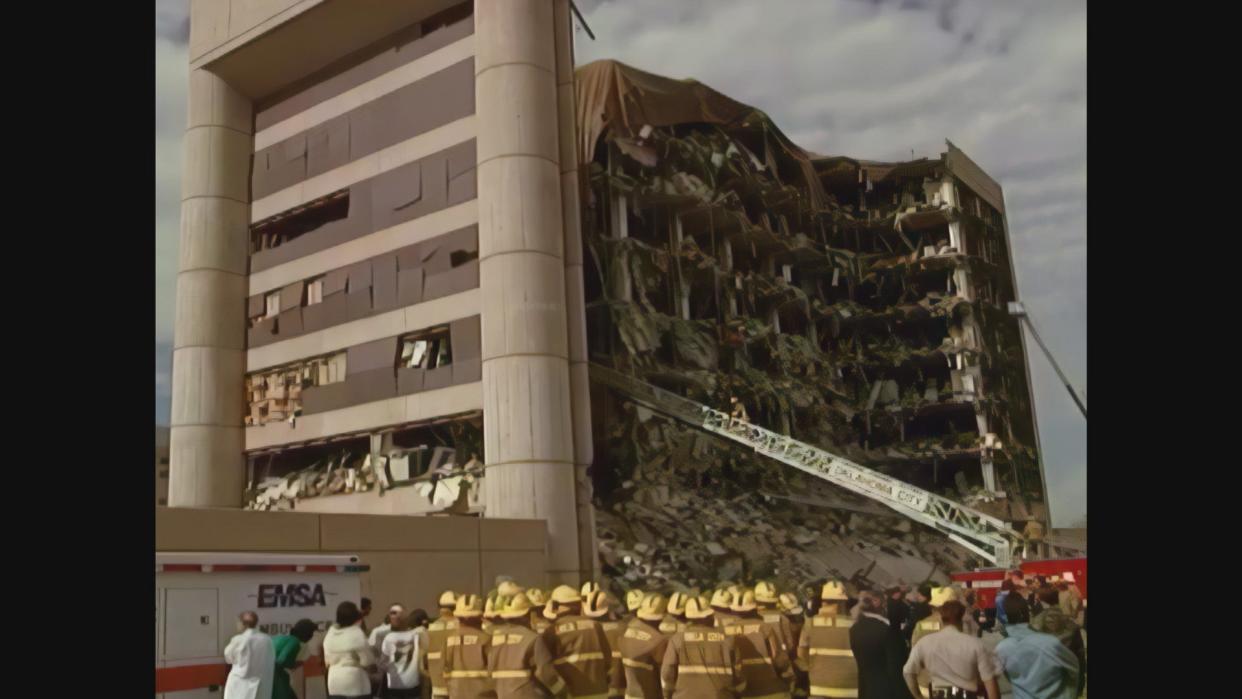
[796,614,857,699]
[660,622,745,699]
[616,619,671,699]
[487,623,566,699]
[726,617,794,699]
[426,615,460,697]
[600,620,626,698]
[902,626,998,694]
[544,615,613,699]
[443,624,496,699]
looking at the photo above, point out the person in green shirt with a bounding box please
[272,619,319,699]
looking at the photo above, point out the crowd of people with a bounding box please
[221,570,1086,699]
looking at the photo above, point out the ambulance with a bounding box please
[156,552,369,698]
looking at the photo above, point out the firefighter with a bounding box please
[661,592,690,635]
[617,593,673,699]
[755,582,797,662]
[585,590,626,698]
[544,585,613,699]
[711,588,741,629]
[729,589,795,699]
[443,595,496,699]
[484,594,504,635]
[425,591,460,699]
[527,589,552,635]
[488,593,567,699]
[911,588,959,649]
[661,595,746,699]
[625,590,646,623]
[778,593,809,699]
[797,581,858,699]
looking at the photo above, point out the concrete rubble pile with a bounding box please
[594,409,974,593]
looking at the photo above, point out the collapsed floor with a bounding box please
[576,60,1047,589]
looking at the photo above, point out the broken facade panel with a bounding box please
[576,60,1045,589]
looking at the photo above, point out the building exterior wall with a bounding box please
[173,0,593,584]
[156,506,549,606]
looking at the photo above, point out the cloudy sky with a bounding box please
[155,0,1085,526]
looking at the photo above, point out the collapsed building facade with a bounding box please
[169,0,1050,591]
[574,61,1048,591]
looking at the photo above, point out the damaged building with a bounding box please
[169,0,1052,590]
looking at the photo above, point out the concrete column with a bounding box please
[553,0,598,582]
[475,0,581,586]
[168,69,253,507]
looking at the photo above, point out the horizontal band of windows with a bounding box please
[251,58,475,202]
[244,381,482,451]
[252,115,475,223]
[255,34,474,150]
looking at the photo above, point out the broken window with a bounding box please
[244,351,347,427]
[264,291,281,319]
[399,326,451,369]
[249,189,350,254]
[306,276,324,305]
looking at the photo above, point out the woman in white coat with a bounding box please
[323,601,377,699]
[223,611,275,699]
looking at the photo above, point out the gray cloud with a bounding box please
[153,1,1085,524]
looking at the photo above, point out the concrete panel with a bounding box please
[292,485,443,515]
[174,270,248,351]
[559,171,583,266]
[479,253,568,359]
[319,513,480,551]
[187,68,253,134]
[343,550,482,618]
[474,0,555,75]
[567,361,593,467]
[247,288,479,371]
[179,197,251,275]
[167,425,246,507]
[475,65,559,165]
[405,381,482,423]
[481,518,546,552]
[481,356,574,464]
[564,269,588,369]
[189,0,232,62]
[253,116,474,223]
[171,347,246,427]
[483,461,578,574]
[476,156,563,259]
[183,126,253,202]
[246,382,483,451]
[157,505,320,551]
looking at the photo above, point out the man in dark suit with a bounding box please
[851,590,913,699]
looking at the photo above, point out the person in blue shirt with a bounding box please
[994,594,1079,699]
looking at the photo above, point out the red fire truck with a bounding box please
[950,557,1087,610]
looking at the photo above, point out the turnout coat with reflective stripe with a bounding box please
[487,623,566,699]
[615,619,672,699]
[725,618,794,699]
[601,620,627,697]
[796,614,858,699]
[425,615,460,696]
[660,623,745,699]
[543,615,613,699]
[443,624,496,699]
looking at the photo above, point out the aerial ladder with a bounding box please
[589,363,1023,567]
